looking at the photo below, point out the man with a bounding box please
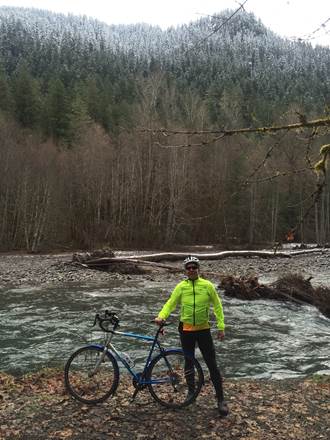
[155,256,229,416]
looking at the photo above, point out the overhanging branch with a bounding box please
[139,116,330,138]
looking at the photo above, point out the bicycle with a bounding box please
[64,310,204,409]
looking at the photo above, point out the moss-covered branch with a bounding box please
[140,117,330,138]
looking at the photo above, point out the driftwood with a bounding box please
[70,250,330,317]
[219,274,330,318]
[72,249,115,264]
[78,248,328,270]
[73,256,181,274]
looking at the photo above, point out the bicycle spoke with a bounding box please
[147,351,203,408]
[64,346,119,404]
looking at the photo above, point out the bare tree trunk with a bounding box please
[315,203,320,245]
[0,185,9,245]
[320,192,326,246]
[22,171,31,251]
[271,183,279,243]
[31,183,50,252]
[299,182,305,243]
[164,148,188,243]
[249,182,256,244]
[326,188,330,243]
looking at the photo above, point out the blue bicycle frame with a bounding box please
[89,326,180,385]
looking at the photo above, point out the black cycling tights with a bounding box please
[179,324,224,401]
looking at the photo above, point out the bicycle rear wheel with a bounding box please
[64,346,119,404]
[147,350,204,409]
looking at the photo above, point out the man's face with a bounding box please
[185,264,199,280]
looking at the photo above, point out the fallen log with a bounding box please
[219,274,330,318]
[72,249,115,264]
[77,249,329,275]
[79,248,329,269]
[72,257,182,274]
[73,248,329,273]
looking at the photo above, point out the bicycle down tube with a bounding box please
[103,328,161,381]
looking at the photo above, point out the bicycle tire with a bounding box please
[64,345,119,404]
[147,349,204,409]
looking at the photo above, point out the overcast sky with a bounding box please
[0,0,329,46]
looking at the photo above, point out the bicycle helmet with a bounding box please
[183,255,200,268]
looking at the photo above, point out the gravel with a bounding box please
[0,250,329,288]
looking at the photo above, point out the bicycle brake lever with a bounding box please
[92,313,100,327]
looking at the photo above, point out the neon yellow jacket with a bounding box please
[158,277,225,330]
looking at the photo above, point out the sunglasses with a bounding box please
[186,265,198,271]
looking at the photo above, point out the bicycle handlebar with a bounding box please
[92,310,171,336]
[93,310,120,332]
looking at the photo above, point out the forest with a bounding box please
[0,6,329,251]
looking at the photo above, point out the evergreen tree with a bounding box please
[85,76,105,125]
[0,63,13,113]
[43,76,70,141]
[12,62,41,128]
[67,87,91,145]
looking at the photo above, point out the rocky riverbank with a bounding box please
[0,369,329,440]
[0,250,329,288]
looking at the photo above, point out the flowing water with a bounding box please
[0,279,329,378]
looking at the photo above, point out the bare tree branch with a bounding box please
[244,167,312,185]
[139,116,330,140]
[186,0,249,53]
[154,134,226,148]
[244,130,289,182]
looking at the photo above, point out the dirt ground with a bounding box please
[0,370,329,440]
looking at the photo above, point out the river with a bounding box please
[1,279,329,379]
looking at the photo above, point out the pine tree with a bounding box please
[66,87,92,145]
[43,76,70,141]
[0,64,13,113]
[12,62,41,128]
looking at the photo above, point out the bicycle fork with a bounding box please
[88,347,108,378]
[89,333,114,378]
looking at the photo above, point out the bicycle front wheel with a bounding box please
[64,346,119,404]
[147,350,204,409]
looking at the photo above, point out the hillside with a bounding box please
[1,5,329,127]
[0,6,329,251]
